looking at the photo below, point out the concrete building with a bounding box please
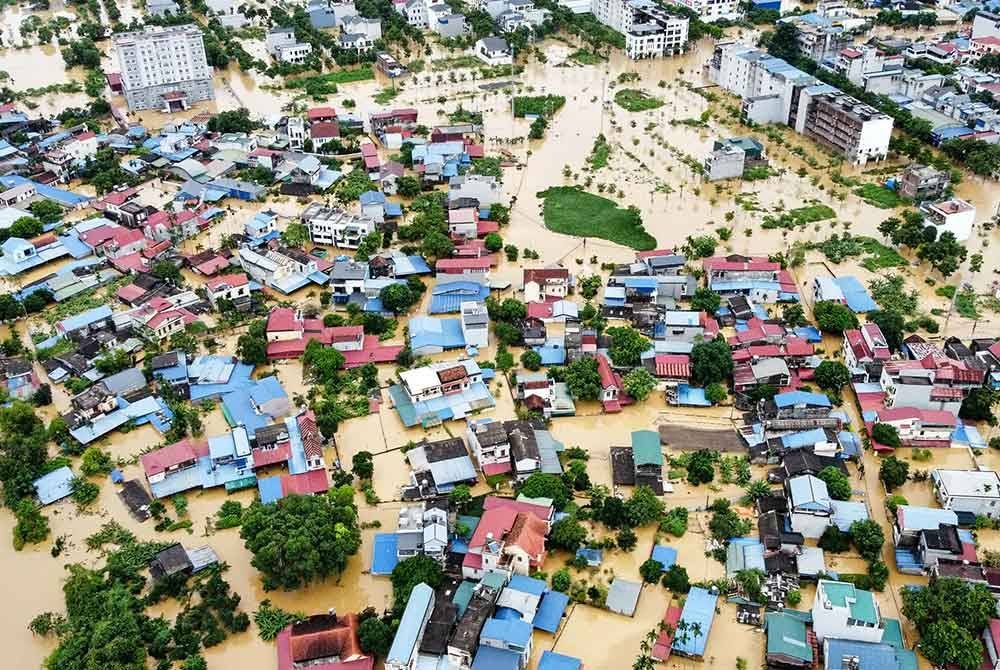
[794,90,892,165]
[460,301,489,349]
[266,27,313,64]
[591,0,689,60]
[704,136,767,181]
[667,0,741,21]
[301,202,376,249]
[113,25,214,113]
[811,579,884,644]
[898,164,950,202]
[920,198,975,242]
[973,11,1000,41]
[932,469,1000,519]
[474,37,514,66]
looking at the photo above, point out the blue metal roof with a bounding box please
[257,475,284,504]
[824,638,917,670]
[534,341,566,366]
[481,617,532,647]
[539,651,582,670]
[575,547,602,565]
[388,582,434,666]
[57,305,112,333]
[834,276,878,313]
[371,532,399,574]
[532,590,569,633]
[409,316,466,352]
[831,501,869,532]
[429,282,490,313]
[507,574,546,596]
[780,428,827,449]
[774,390,830,408]
[471,645,520,670]
[673,587,718,657]
[789,475,830,510]
[34,466,74,505]
[896,505,958,532]
[651,544,677,570]
[675,384,711,406]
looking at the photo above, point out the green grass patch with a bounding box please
[742,165,775,181]
[285,67,374,98]
[613,89,663,112]
[374,87,399,104]
[813,234,907,271]
[935,285,957,299]
[956,289,981,319]
[854,183,904,209]
[513,95,566,118]
[587,134,611,170]
[570,48,605,65]
[537,186,656,250]
[431,55,482,71]
[763,203,836,230]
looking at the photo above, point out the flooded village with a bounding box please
[4,0,1000,670]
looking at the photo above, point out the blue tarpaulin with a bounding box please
[532,590,570,632]
[651,545,678,570]
[371,533,399,574]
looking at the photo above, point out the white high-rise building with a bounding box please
[591,0,689,59]
[113,25,214,113]
[669,0,742,22]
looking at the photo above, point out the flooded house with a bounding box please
[513,371,575,419]
[395,502,450,562]
[610,429,664,494]
[931,469,1000,519]
[879,356,984,414]
[462,497,551,579]
[404,437,477,498]
[390,359,495,427]
[386,583,435,670]
[276,613,372,670]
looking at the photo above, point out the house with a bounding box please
[390,359,495,428]
[811,579,883,644]
[932,469,1000,519]
[597,352,630,413]
[275,613,372,670]
[460,301,489,349]
[463,498,549,578]
[205,272,250,309]
[449,174,501,206]
[787,474,833,539]
[505,420,541,481]
[329,259,368,304]
[474,37,513,66]
[301,203,377,249]
[405,437,477,497]
[0,357,40,401]
[395,502,449,561]
[467,418,513,477]
[387,583,435,670]
[448,207,479,239]
[880,355,984,413]
[733,357,790,394]
[765,611,813,669]
[842,323,891,381]
[523,268,570,302]
[870,407,957,448]
[479,617,532,669]
[703,255,799,303]
[409,315,466,356]
[898,164,950,202]
[920,197,976,242]
[822,638,916,670]
[671,587,717,656]
[514,371,575,418]
[267,27,313,64]
[631,429,664,493]
[265,308,364,359]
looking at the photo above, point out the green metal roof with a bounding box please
[453,580,475,617]
[481,571,507,590]
[821,580,878,625]
[765,612,813,663]
[881,618,904,649]
[631,430,663,466]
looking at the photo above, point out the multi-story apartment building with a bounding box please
[300,202,376,249]
[591,0,689,60]
[793,90,892,165]
[898,164,950,202]
[668,0,741,22]
[113,25,214,112]
[880,356,984,414]
[266,27,314,64]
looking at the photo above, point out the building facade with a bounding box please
[114,25,215,112]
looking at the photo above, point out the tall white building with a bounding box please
[591,0,689,59]
[300,203,376,249]
[668,0,742,22]
[113,25,215,113]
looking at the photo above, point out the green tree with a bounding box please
[743,480,772,504]
[616,527,637,551]
[94,349,131,375]
[813,360,850,393]
[960,388,998,424]
[814,301,858,333]
[397,175,421,198]
[872,423,902,450]
[640,558,663,583]
[484,232,503,252]
[422,230,455,260]
[690,287,721,314]
[708,498,750,542]
[391,554,443,616]
[236,332,268,366]
[552,568,571,592]
[549,517,587,551]
[151,260,183,285]
[690,337,733,386]
[782,303,807,327]
[520,350,542,371]
[705,383,727,404]
[281,222,310,248]
[903,577,996,642]
[28,200,63,225]
[818,466,851,501]
[920,620,983,670]
[867,310,905,351]
[448,484,472,511]
[564,357,602,400]
[660,507,688,536]
[12,498,48,549]
[818,524,851,553]
[622,368,656,401]
[606,326,649,367]
[519,472,572,510]
[239,493,361,590]
[302,340,346,384]
[849,519,885,562]
[765,22,801,62]
[80,446,113,476]
[626,485,665,526]
[358,617,393,657]
[662,564,690,593]
[686,450,716,485]
[207,108,260,133]
[379,283,416,315]
[579,275,602,300]
[8,216,43,239]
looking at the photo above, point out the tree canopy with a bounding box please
[391,555,443,616]
[690,337,733,386]
[814,301,859,333]
[239,491,361,591]
[607,326,649,367]
[564,357,602,400]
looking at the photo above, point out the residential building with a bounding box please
[787,474,833,539]
[932,469,1000,519]
[842,322,891,380]
[794,89,893,165]
[387,583,435,670]
[474,37,513,66]
[479,618,533,669]
[514,371,576,418]
[395,503,449,561]
[973,11,1000,41]
[872,407,956,449]
[266,27,313,64]
[523,268,571,302]
[275,613,372,670]
[668,0,741,21]
[920,197,975,242]
[591,0,690,59]
[460,301,489,348]
[703,254,799,303]
[831,45,893,87]
[880,355,984,413]
[811,579,884,644]
[113,25,215,112]
[898,164,950,202]
[204,272,250,309]
[449,174,502,206]
[597,352,629,413]
[765,612,813,670]
[301,202,376,249]
[823,638,915,670]
[467,419,513,476]
[463,497,550,578]
[391,359,495,427]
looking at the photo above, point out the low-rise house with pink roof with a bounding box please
[448,207,479,239]
[463,495,551,579]
[143,209,201,242]
[871,407,957,448]
[842,322,891,382]
[703,254,799,303]
[79,222,147,259]
[205,272,250,308]
[126,296,199,341]
[597,352,631,413]
[880,355,984,413]
[523,267,571,302]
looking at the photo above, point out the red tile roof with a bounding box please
[483,462,512,476]
[636,248,674,260]
[435,257,491,272]
[277,614,369,670]
[507,512,547,565]
[298,410,323,461]
[252,444,291,467]
[282,469,329,496]
[117,283,146,303]
[141,438,208,477]
[307,106,336,120]
[205,272,248,291]
[596,353,618,389]
[267,307,301,333]
[654,354,690,379]
[311,121,340,139]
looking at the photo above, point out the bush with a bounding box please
[662,564,690,593]
[871,423,902,450]
[640,558,663,583]
[551,568,571,592]
[787,589,802,606]
[660,507,688,537]
[616,527,637,551]
[818,524,850,553]
[879,455,910,491]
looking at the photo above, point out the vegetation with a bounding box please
[622,368,656,401]
[391,555,443,616]
[690,337,734,387]
[513,95,566,117]
[253,600,303,641]
[849,519,885,562]
[879,454,909,490]
[537,187,655,250]
[814,301,858,333]
[614,89,663,112]
[818,466,851,501]
[854,183,904,209]
[902,577,995,670]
